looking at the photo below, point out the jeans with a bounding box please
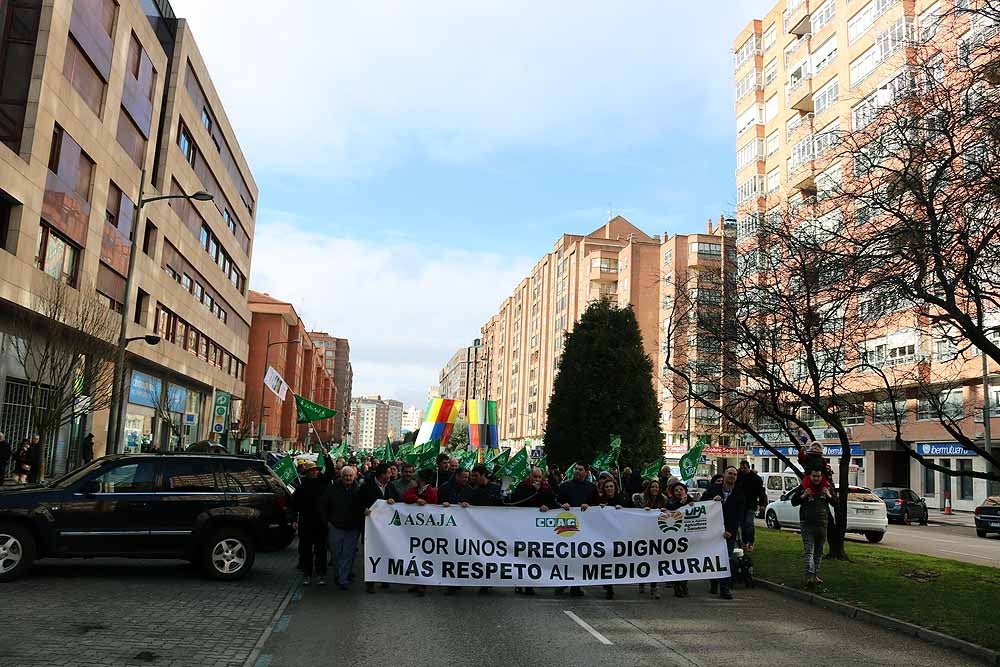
[719,535,736,594]
[801,525,826,577]
[328,526,361,585]
[740,508,757,547]
[298,522,328,577]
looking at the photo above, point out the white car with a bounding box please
[764,485,888,543]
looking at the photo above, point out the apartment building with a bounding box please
[309,331,353,443]
[401,404,421,435]
[246,292,336,452]
[733,0,996,508]
[438,341,485,415]
[349,395,397,450]
[0,0,256,473]
[479,216,666,449]
[658,220,743,469]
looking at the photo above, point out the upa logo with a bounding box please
[536,511,581,538]
[657,510,684,534]
[388,509,457,527]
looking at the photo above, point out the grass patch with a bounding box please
[753,528,1000,652]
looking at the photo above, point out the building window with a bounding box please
[63,36,105,115]
[116,108,146,166]
[178,125,196,166]
[199,224,210,250]
[127,32,142,79]
[181,273,192,292]
[923,461,936,496]
[193,282,204,302]
[201,107,212,131]
[142,221,157,256]
[958,459,973,500]
[36,225,80,286]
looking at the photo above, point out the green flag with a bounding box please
[500,448,530,483]
[271,456,298,485]
[536,454,547,474]
[679,443,705,482]
[315,450,326,472]
[294,394,337,424]
[564,462,575,480]
[591,435,622,473]
[485,447,509,471]
[641,458,663,481]
[457,448,480,470]
[328,442,349,460]
[411,440,440,471]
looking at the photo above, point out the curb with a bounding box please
[242,576,299,667]
[755,578,999,666]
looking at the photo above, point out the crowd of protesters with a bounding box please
[288,448,776,600]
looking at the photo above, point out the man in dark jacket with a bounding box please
[360,463,398,593]
[511,466,556,596]
[0,432,10,486]
[737,460,768,551]
[704,466,745,600]
[328,465,365,589]
[556,463,596,597]
[81,433,95,465]
[292,454,335,585]
[790,469,832,590]
[438,468,473,507]
[435,453,453,488]
[467,465,502,506]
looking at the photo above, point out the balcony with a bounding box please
[883,353,930,368]
[783,0,811,36]
[786,72,814,111]
[784,34,811,69]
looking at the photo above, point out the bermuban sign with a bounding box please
[916,442,978,456]
[364,500,729,587]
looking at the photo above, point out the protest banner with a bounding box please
[364,500,729,587]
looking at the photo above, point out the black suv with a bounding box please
[0,453,294,582]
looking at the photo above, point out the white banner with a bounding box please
[263,366,288,401]
[364,500,730,587]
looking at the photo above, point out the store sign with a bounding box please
[212,391,231,435]
[916,443,978,456]
[752,445,864,457]
[128,371,161,408]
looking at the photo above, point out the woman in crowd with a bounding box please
[14,438,32,484]
[666,481,695,597]
[594,476,626,599]
[638,479,670,598]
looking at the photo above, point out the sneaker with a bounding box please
[303,578,311,586]
[317,578,326,586]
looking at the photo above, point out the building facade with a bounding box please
[401,404,421,435]
[309,331,352,443]
[0,0,256,474]
[733,0,997,508]
[438,342,485,415]
[245,291,335,452]
[350,395,388,451]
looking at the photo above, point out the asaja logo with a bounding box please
[536,511,580,538]
[657,510,684,534]
[388,509,457,527]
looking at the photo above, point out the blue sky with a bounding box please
[171,0,774,407]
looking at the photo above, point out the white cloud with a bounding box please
[171,0,775,179]
[248,212,533,405]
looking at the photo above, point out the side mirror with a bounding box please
[80,480,101,495]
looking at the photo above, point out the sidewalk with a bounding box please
[926,508,977,528]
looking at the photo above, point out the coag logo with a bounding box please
[388,510,457,527]
[657,510,684,534]
[536,512,580,538]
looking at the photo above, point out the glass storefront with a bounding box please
[125,370,204,452]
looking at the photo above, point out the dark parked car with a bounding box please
[873,487,929,525]
[0,453,294,583]
[974,496,1000,538]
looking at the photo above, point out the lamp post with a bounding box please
[106,172,214,454]
[256,332,301,456]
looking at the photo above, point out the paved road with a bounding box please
[764,521,1000,568]
[0,551,298,667]
[257,574,989,667]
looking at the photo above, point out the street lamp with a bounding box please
[106,169,213,454]
[256,333,301,456]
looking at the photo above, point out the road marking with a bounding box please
[564,610,613,645]
[254,657,272,667]
[273,615,291,633]
[241,583,298,667]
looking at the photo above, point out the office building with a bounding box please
[309,331,353,443]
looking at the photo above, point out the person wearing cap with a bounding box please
[291,451,335,585]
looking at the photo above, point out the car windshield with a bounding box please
[874,489,898,499]
[984,496,1000,507]
[44,460,106,489]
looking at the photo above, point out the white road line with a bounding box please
[564,610,614,645]
[941,550,997,561]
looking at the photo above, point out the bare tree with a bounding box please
[12,279,119,480]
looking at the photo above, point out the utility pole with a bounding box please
[983,353,997,495]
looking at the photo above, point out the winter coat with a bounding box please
[510,480,557,508]
[738,470,768,509]
[403,484,439,505]
[642,492,669,510]
[359,477,399,509]
[557,478,597,507]
[437,480,475,505]
[466,482,502,506]
[704,482,746,535]
[328,482,366,531]
[790,487,832,528]
[292,476,335,527]
[665,496,694,511]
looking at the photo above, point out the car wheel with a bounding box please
[902,509,911,526]
[201,528,255,581]
[765,511,781,530]
[977,529,988,538]
[0,523,36,583]
[864,531,885,543]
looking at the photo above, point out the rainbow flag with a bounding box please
[466,399,499,459]
[415,398,462,447]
